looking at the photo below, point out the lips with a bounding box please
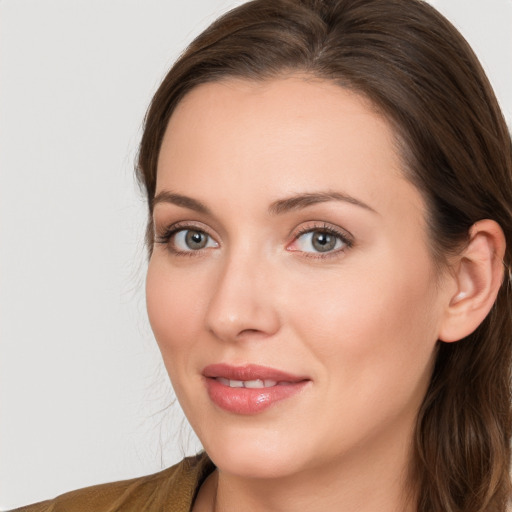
[202,364,310,414]
[215,377,280,388]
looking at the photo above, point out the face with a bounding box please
[146,77,451,481]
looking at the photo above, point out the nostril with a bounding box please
[235,328,275,339]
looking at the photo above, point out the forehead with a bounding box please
[156,76,424,225]
[161,76,393,166]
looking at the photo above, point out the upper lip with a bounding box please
[202,363,308,382]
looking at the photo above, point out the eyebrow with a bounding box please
[152,190,377,216]
[152,191,211,215]
[268,191,377,215]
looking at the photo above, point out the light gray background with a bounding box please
[1,0,511,508]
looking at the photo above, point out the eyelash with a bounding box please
[291,223,354,259]
[155,221,215,257]
[154,222,354,259]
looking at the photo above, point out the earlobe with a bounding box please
[439,219,506,343]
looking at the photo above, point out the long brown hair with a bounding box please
[137,1,512,510]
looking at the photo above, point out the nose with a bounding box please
[205,250,281,343]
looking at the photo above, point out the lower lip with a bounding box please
[205,378,308,415]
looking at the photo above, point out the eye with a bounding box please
[172,229,218,252]
[288,225,353,256]
[296,230,345,253]
[155,223,219,255]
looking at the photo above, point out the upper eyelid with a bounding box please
[152,203,219,232]
[154,219,215,236]
[291,222,354,242]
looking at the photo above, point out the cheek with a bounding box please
[145,258,206,363]
[284,257,440,391]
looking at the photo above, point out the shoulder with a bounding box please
[9,453,215,512]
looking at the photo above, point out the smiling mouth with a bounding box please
[202,364,310,414]
[214,378,293,388]
[202,363,307,382]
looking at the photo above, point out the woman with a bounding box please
[12,0,512,511]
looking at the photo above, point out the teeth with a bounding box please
[216,378,278,388]
[245,379,267,388]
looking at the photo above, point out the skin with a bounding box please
[146,77,458,512]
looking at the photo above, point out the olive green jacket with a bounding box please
[10,454,214,512]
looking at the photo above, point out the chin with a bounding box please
[200,427,308,480]
[210,448,300,480]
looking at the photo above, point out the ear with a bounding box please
[438,219,506,343]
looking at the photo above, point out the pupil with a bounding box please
[312,232,335,252]
[186,230,206,249]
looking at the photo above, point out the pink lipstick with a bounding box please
[202,364,310,414]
